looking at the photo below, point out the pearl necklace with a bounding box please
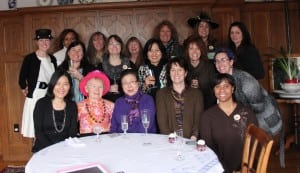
[52,109,66,133]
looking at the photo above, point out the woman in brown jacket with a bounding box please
[156,57,204,140]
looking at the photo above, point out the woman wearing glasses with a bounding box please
[110,69,157,133]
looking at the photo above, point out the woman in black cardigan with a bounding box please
[32,69,78,152]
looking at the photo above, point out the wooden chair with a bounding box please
[241,124,274,173]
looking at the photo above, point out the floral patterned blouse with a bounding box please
[77,98,114,134]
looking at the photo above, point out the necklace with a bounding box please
[52,109,66,133]
[85,100,107,124]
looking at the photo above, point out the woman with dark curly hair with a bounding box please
[52,29,81,65]
[184,36,217,109]
[152,20,183,60]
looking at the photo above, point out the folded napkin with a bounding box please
[65,137,86,148]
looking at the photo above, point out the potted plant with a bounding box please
[273,47,300,83]
[266,47,300,93]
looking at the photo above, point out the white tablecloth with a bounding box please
[26,133,224,173]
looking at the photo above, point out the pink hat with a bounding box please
[79,70,110,96]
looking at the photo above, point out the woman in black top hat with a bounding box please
[19,28,57,138]
[186,12,219,60]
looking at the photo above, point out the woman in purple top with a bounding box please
[110,69,157,133]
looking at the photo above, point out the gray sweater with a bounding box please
[232,69,282,136]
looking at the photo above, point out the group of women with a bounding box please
[18,11,282,173]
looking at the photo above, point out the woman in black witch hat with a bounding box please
[185,12,220,60]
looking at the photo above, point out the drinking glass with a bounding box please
[175,129,184,161]
[141,109,151,145]
[147,69,156,89]
[121,115,128,135]
[93,124,102,142]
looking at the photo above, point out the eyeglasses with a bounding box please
[214,58,230,64]
[122,81,137,86]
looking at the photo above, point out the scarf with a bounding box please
[124,90,143,124]
[171,87,185,130]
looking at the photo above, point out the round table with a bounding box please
[25,133,224,173]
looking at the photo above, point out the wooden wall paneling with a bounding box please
[289,9,300,53]
[250,11,272,89]
[269,11,286,51]
[2,18,25,57]
[171,5,210,44]
[135,8,169,45]
[0,19,4,159]
[3,61,32,160]
[100,9,135,44]
[0,16,32,161]
[64,11,98,45]
[0,20,4,55]
[211,6,241,46]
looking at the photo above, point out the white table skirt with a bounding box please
[26,133,224,173]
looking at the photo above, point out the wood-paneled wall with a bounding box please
[0,0,299,162]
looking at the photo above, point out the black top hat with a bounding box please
[187,12,219,29]
[34,29,53,40]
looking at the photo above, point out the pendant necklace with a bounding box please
[52,109,66,133]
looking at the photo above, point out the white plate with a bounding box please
[273,90,300,98]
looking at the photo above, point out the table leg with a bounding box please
[292,103,299,145]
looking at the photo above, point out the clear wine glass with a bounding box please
[141,109,151,145]
[121,115,128,135]
[147,69,156,89]
[175,129,184,161]
[93,124,102,142]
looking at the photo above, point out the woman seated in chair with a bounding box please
[32,69,78,152]
[110,69,157,133]
[200,73,258,173]
[77,70,114,135]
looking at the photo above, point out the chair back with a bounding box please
[241,124,274,173]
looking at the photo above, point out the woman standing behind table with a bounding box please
[19,29,57,138]
[124,36,144,69]
[32,69,78,152]
[86,31,106,68]
[77,70,114,134]
[138,38,168,100]
[187,12,219,60]
[184,36,216,110]
[58,41,95,103]
[152,20,183,59]
[156,57,203,140]
[213,48,282,136]
[52,29,80,66]
[110,69,156,133]
[101,34,136,102]
[228,21,265,80]
[200,73,258,173]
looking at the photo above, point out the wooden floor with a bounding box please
[268,146,300,173]
[0,146,299,172]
